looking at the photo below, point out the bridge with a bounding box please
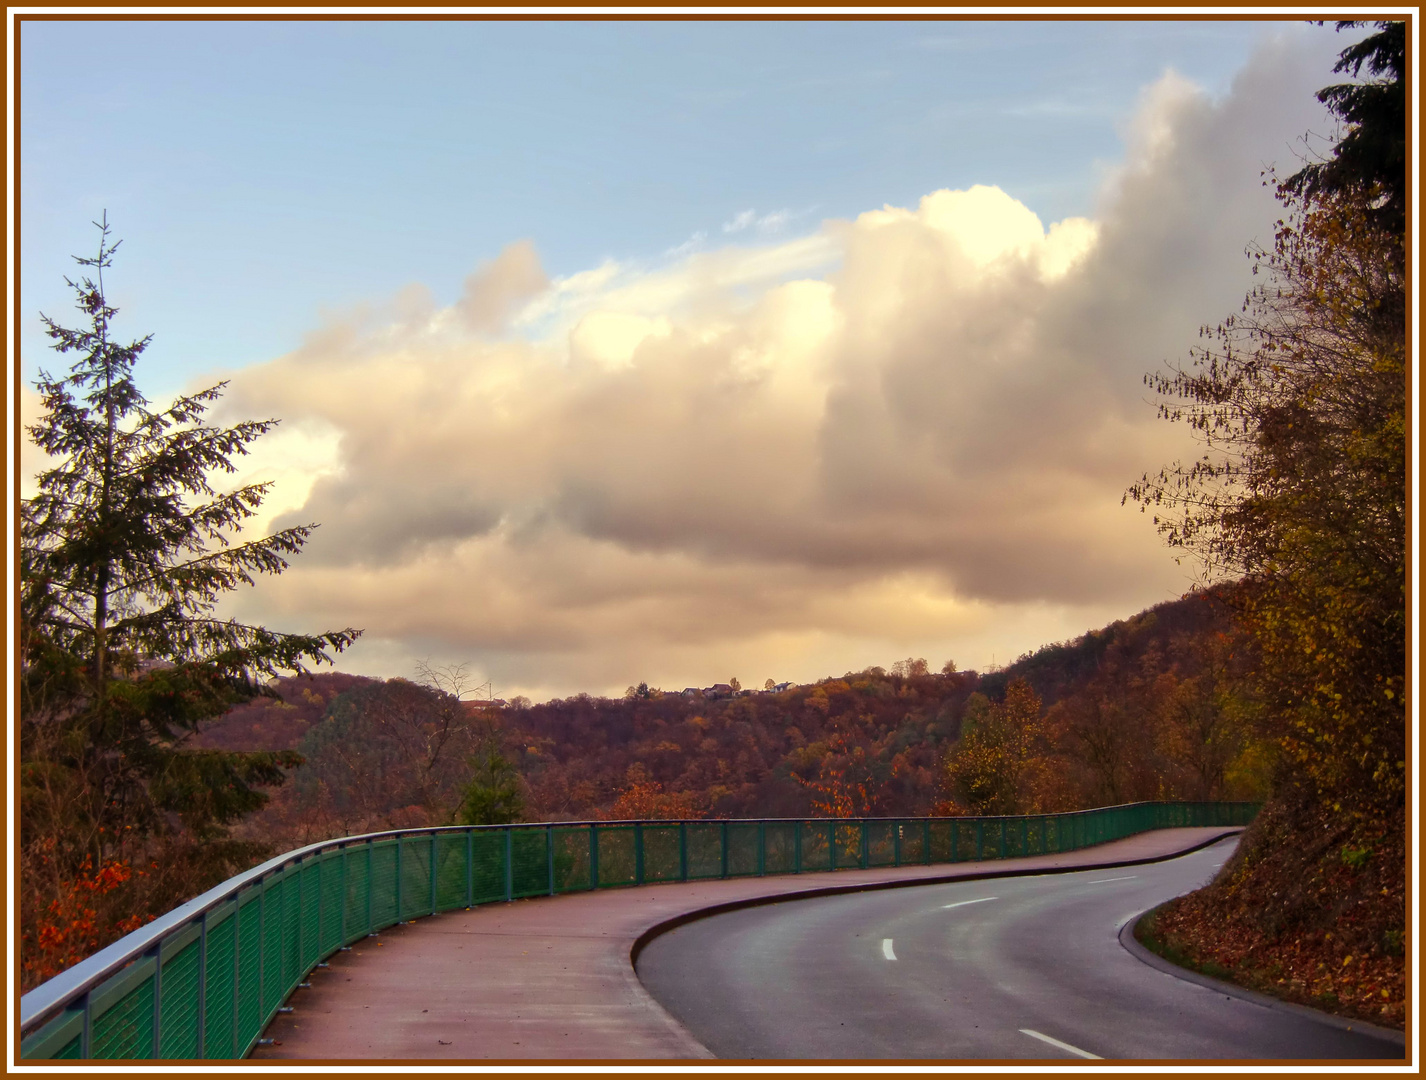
[21,803,1267,1059]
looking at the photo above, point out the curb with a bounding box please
[1119,908,1407,1050]
[630,827,1247,966]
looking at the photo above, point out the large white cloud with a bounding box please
[189,33,1339,699]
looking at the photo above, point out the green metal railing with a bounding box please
[19,800,1256,1059]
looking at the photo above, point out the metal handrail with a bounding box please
[18,800,1258,1059]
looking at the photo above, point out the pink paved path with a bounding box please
[250,826,1240,1061]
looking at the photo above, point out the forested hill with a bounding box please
[199,587,1256,847]
[976,586,1236,709]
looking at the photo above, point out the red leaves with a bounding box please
[22,853,144,987]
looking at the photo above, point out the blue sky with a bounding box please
[23,18,1284,395]
[17,17,1366,699]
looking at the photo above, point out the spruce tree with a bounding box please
[20,215,361,885]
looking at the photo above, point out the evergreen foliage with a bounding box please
[1284,21,1405,237]
[458,742,528,826]
[20,217,360,985]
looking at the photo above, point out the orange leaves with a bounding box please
[22,853,145,988]
[791,722,878,819]
[604,764,703,820]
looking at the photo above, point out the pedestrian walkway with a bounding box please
[250,826,1240,1060]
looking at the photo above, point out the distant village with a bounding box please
[466,679,798,710]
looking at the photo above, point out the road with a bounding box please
[636,837,1403,1060]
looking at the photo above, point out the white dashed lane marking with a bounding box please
[882,939,896,961]
[1020,1028,1101,1059]
[1086,876,1137,884]
[942,897,998,909]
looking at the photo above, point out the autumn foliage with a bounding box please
[194,589,1266,863]
[20,841,151,990]
[1126,22,1406,1027]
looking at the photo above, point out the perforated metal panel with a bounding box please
[469,830,506,903]
[435,834,468,909]
[595,826,637,887]
[157,939,200,1059]
[369,841,398,928]
[90,972,154,1059]
[235,894,262,1052]
[510,828,551,898]
[399,837,432,921]
[201,910,237,1060]
[763,823,796,874]
[318,852,345,955]
[552,828,593,891]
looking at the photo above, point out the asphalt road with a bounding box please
[636,837,1403,1061]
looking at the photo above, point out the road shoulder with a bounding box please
[1119,910,1407,1049]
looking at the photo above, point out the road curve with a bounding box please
[636,838,1404,1061]
[250,827,1242,1059]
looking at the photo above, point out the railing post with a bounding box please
[314,857,322,963]
[1021,817,1028,856]
[950,820,958,863]
[465,831,474,907]
[721,821,730,878]
[504,829,514,902]
[547,825,556,896]
[893,822,902,866]
[80,989,92,1060]
[284,865,296,987]
[923,819,932,865]
[339,845,348,943]
[365,842,373,934]
[231,898,241,1056]
[396,838,405,922]
[975,819,983,861]
[257,883,266,1019]
[827,821,835,870]
[635,823,645,885]
[295,856,306,970]
[150,941,163,1058]
[756,822,766,876]
[590,824,600,889]
[430,834,438,914]
[196,911,208,1059]
[793,821,802,873]
[679,822,689,882]
[859,820,868,870]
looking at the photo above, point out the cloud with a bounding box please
[456,239,549,334]
[202,34,1336,699]
[754,209,791,233]
[723,208,793,235]
[723,208,757,233]
[665,230,707,258]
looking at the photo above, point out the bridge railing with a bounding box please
[19,800,1257,1059]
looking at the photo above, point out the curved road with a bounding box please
[637,838,1401,1060]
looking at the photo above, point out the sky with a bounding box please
[16,16,1372,701]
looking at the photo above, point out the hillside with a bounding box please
[197,588,1261,848]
